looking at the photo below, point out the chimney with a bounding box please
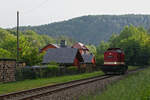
[60,40,67,47]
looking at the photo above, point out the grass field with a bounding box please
[0,66,141,95]
[0,71,104,95]
[80,66,150,100]
[128,65,141,70]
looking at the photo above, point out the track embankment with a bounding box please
[0,67,145,100]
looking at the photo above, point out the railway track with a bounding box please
[0,75,112,100]
[0,67,146,100]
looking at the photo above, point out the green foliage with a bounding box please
[15,68,23,81]
[96,41,109,55]
[0,48,12,58]
[15,65,85,81]
[86,45,97,55]
[15,65,59,81]
[23,30,56,48]
[15,68,36,81]
[66,66,78,75]
[95,41,109,65]
[21,48,45,66]
[15,65,99,81]
[43,65,59,77]
[95,55,104,65]
[23,30,37,35]
[0,29,15,43]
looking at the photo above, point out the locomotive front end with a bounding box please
[100,48,128,74]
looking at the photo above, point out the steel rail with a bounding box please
[21,75,112,100]
[0,75,108,100]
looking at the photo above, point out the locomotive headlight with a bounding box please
[114,62,117,64]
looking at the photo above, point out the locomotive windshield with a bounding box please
[107,48,122,53]
[107,55,114,58]
[116,49,122,53]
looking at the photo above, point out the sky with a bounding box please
[0,0,150,28]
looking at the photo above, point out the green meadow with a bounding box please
[0,71,104,95]
[80,66,150,100]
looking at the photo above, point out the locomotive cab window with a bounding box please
[107,55,114,58]
[116,49,122,53]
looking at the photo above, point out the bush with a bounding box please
[15,68,23,81]
[66,66,78,75]
[42,65,59,77]
[80,67,86,73]
[15,64,59,81]
[15,64,95,81]
[85,65,93,73]
[23,68,37,79]
[95,54,104,65]
[15,67,37,81]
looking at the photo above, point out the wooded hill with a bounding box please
[18,14,150,45]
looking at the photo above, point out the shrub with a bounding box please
[23,68,37,79]
[95,55,104,65]
[15,64,59,81]
[85,65,93,73]
[15,68,23,81]
[80,67,86,73]
[66,66,78,75]
[15,67,37,81]
[42,65,59,77]
[15,64,95,81]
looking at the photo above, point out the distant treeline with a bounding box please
[17,14,150,45]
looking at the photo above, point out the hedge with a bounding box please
[15,65,97,81]
[15,65,60,81]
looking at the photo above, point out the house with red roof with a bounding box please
[42,48,84,67]
[72,42,90,55]
[40,44,59,53]
[72,42,96,65]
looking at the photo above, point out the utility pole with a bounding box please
[17,11,19,62]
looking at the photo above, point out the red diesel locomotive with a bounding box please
[100,48,128,74]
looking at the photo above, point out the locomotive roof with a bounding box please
[106,48,123,53]
[107,48,122,50]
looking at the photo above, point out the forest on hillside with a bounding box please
[18,14,150,45]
